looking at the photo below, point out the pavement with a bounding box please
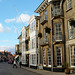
[21,66,66,75]
[21,65,75,75]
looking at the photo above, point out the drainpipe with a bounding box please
[50,2,53,71]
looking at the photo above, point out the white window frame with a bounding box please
[56,46,62,67]
[68,21,74,39]
[47,48,51,67]
[43,48,46,66]
[53,4,61,16]
[66,0,72,10]
[70,45,75,68]
[32,54,36,65]
[54,23,62,41]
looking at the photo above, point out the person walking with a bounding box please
[19,61,22,68]
[13,59,17,68]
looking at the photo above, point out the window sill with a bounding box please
[66,7,72,12]
[68,36,75,40]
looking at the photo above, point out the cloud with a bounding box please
[5,13,30,24]
[0,23,11,33]
[6,27,11,31]
[0,46,15,54]
[2,40,10,42]
[5,18,16,23]
[16,14,30,24]
[0,23,4,32]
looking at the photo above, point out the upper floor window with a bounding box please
[53,5,61,16]
[44,9,47,20]
[66,0,72,10]
[30,21,36,32]
[44,29,48,42]
[68,21,75,39]
[32,38,36,49]
[54,23,62,41]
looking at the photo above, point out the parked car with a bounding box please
[8,59,13,64]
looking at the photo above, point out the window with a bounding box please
[44,29,48,42]
[66,0,72,10]
[54,23,62,41]
[43,48,46,66]
[44,9,47,20]
[32,38,35,49]
[47,48,51,67]
[32,54,36,64]
[36,38,38,48]
[56,46,62,67]
[71,46,75,67]
[32,39,34,49]
[53,4,61,16]
[68,21,74,39]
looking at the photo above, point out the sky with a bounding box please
[0,0,43,54]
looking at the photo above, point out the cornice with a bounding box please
[35,0,49,14]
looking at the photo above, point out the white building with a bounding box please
[21,26,26,65]
[29,15,40,69]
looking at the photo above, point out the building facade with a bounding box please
[21,26,26,65]
[29,15,40,69]
[15,0,75,73]
[25,25,30,67]
[18,34,22,62]
[64,0,75,70]
[35,0,52,70]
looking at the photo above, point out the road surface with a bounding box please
[0,62,40,75]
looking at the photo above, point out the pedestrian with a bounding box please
[19,61,22,68]
[13,59,17,68]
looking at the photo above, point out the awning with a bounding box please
[15,55,19,59]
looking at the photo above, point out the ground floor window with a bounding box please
[32,54,36,64]
[56,46,62,67]
[47,48,51,67]
[70,45,75,67]
[43,48,46,66]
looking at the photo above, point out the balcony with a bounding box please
[40,15,48,25]
[52,8,62,17]
[53,35,64,42]
[40,37,49,46]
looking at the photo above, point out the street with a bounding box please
[0,62,40,75]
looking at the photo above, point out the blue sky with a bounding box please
[0,0,43,54]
